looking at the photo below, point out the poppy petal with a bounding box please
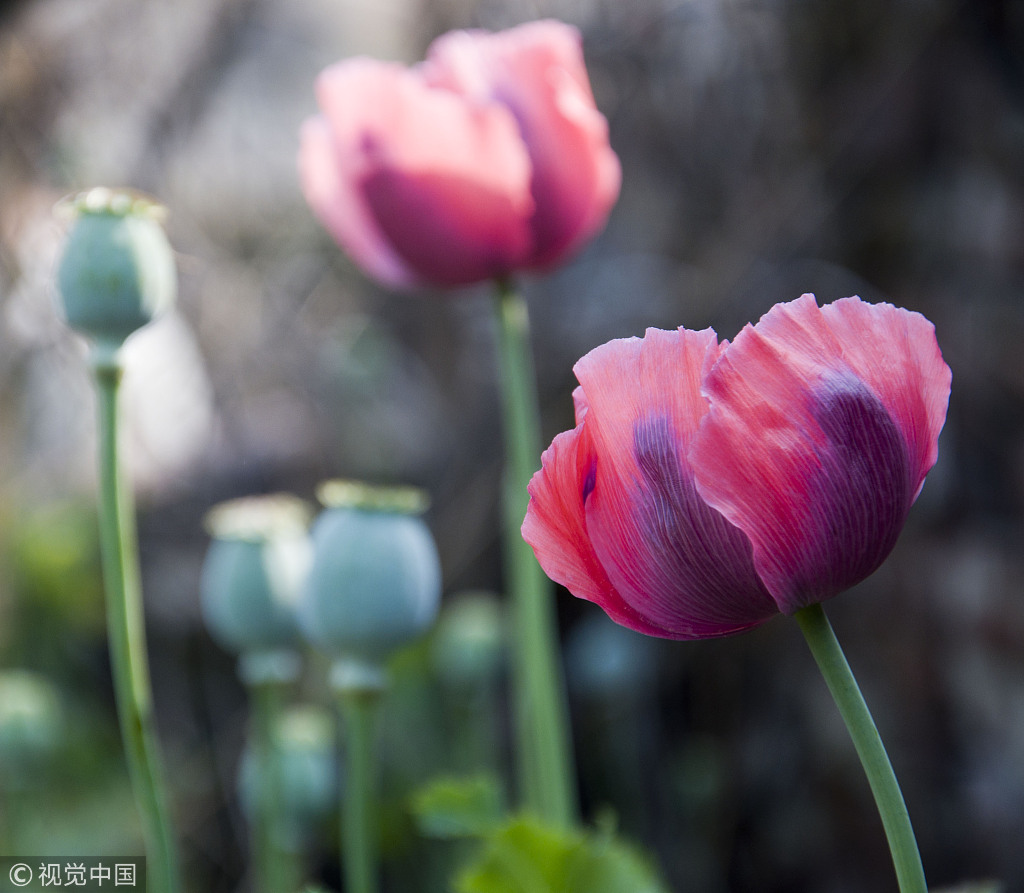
[573,328,777,638]
[523,426,671,637]
[303,59,534,288]
[299,113,415,289]
[691,294,951,613]
[423,20,621,270]
[819,296,952,500]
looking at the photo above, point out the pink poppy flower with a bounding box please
[522,294,952,639]
[299,20,621,289]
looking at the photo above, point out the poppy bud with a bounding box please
[56,187,176,355]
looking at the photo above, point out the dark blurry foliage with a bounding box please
[1,0,1023,890]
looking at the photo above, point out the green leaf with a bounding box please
[455,817,671,893]
[410,774,506,839]
[563,830,668,893]
[456,819,565,893]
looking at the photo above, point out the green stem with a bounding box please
[339,687,382,893]
[794,603,927,893]
[492,280,577,827]
[250,679,287,893]
[93,355,182,893]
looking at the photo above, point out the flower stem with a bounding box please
[492,280,578,828]
[93,353,182,893]
[249,679,288,893]
[338,687,382,893]
[794,603,927,893]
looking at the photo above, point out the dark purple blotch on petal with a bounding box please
[622,416,775,632]
[796,374,915,602]
[582,458,597,504]
[361,168,517,286]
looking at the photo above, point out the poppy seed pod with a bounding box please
[56,187,176,352]
[565,613,658,700]
[430,591,505,689]
[0,670,63,788]
[299,481,441,677]
[200,494,313,678]
[238,705,338,850]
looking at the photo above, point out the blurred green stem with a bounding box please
[451,687,501,776]
[492,280,577,828]
[794,604,927,893]
[93,354,182,893]
[250,679,288,893]
[339,687,381,893]
[0,789,24,854]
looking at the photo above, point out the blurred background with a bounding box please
[1,0,1023,890]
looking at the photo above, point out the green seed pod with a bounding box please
[56,187,176,352]
[200,494,313,665]
[299,480,441,676]
[0,670,63,789]
[238,705,338,850]
[431,591,505,689]
[566,611,659,700]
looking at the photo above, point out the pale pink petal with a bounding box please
[572,328,777,638]
[523,426,670,637]
[306,59,535,287]
[571,385,588,423]
[691,294,951,613]
[299,114,415,289]
[424,21,621,270]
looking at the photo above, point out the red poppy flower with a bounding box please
[299,20,620,289]
[522,295,951,638]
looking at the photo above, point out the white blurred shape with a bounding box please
[119,313,216,495]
